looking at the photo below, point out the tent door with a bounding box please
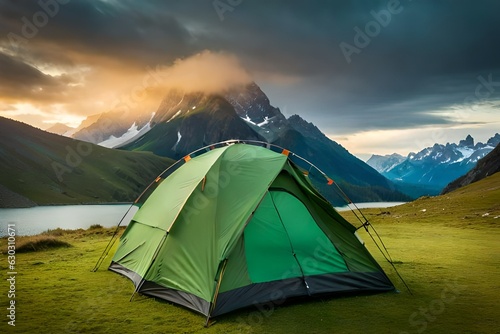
[244,191,349,287]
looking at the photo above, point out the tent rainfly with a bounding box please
[108,142,395,319]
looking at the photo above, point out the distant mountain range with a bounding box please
[46,123,78,137]
[442,142,500,194]
[68,82,411,205]
[0,117,172,207]
[367,134,500,196]
[366,153,406,174]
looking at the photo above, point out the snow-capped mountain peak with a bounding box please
[224,83,288,141]
[372,134,500,193]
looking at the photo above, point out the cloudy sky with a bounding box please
[1,0,499,160]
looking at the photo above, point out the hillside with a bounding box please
[0,183,37,208]
[367,172,500,229]
[0,117,173,207]
[442,143,500,194]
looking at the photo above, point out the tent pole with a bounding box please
[92,203,135,272]
[205,259,228,327]
[364,224,413,295]
[268,193,311,295]
[129,232,169,302]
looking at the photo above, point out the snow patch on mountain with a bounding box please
[242,114,256,126]
[167,109,183,123]
[257,116,269,127]
[456,147,474,162]
[242,115,271,128]
[172,131,182,150]
[99,112,155,148]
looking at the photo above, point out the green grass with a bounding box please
[1,174,499,333]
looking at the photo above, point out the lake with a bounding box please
[0,204,138,237]
[0,202,406,237]
[335,202,406,211]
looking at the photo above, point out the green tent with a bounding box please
[109,143,394,318]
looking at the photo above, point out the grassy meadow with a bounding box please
[1,174,499,333]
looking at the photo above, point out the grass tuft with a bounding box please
[16,236,72,253]
[43,227,67,236]
[89,224,103,229]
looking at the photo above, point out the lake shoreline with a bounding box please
[0,204,139,237]
[0,201,135,209]
[335,202,407,211]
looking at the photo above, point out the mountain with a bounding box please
[224,82,289,142]
[367,153,405,173]
[283,115,406,203]
[46,123,77,137]
[120,89,264,157]
[0,117,172,207]
[442,143,500,194]
[377,134,500,196]
[71,82,410,205]
[72,110,153,146]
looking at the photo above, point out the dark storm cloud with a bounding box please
[0,0,195,65]
[0,51,69,101]
[145,1,500,134]
[0,51,50,85]
[1,0,499,133]
[211,0,500,133]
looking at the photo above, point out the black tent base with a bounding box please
[110,261,395,322]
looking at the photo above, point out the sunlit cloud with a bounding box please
[0,103,85,128]
[152,50,252,94]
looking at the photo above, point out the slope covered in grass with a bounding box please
[0,117,173,206]
[361,171,500,229]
